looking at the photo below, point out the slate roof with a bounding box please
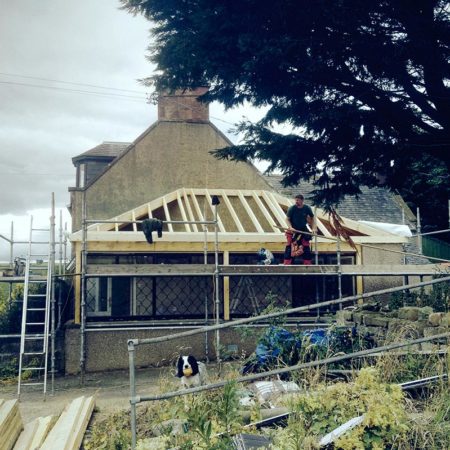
[263,174,433,264]
[263,174,416,227]
[72,141,131,163]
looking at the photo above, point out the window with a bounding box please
[86,278,111,316]
[78,163,86,188]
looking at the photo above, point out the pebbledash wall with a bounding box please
[360,244,404,294]
[64,324,324,374]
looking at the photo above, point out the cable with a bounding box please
[0,73,238,125]
[0,80,147,102]
[0,71,146,94]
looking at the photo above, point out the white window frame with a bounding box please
[86,277,112,317]
[78,163,86,188]
[131,277,153,316]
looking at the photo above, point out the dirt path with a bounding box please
[0,367,169,424]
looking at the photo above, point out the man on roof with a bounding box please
[284,194,315,265]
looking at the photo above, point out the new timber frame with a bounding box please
[70,187,450,379]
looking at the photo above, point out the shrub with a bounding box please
[271,368,409,449]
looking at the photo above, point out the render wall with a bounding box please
[65,323,323,374]
[71,121,272,231]
[361,243,406,294]
[65,324,261,374]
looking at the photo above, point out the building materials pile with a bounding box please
[0,396,94,450]
[0,399,23,450]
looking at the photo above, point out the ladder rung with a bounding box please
[28,294,46,297]
[29,280,47,283]
[30,254,48,257]
[22,367,45,371]
[28,308,46,311]
[24,352,45,356]
[27,322,45,326]
[32,228,49,231]
[21,382,45,386]
[25,335,45,340]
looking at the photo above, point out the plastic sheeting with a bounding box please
[358,221,412,237]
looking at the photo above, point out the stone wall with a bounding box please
[336,306,449,350]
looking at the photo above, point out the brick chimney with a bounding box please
[158,87,209,123]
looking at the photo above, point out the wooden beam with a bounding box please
[66,396,95,450]
[261,191,288,226]
[176,190,191,232]
[0,399,23,450]
[40,396,95,450]
[356,245,364,295]
[131,211,137,232]
[238,192,264,233]
[162,198,173,232]
[190,188,206,224]
[251,192,279,232]
[13,418,39,450]
[204,189,225,232]
[221,190,245,233]
[182,189,198,232]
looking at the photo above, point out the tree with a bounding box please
[122,0,450,230]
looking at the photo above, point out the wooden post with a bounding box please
[356,245,363,296]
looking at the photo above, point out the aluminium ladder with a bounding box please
[17,216,52,396]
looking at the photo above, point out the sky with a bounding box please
[0,0,265,261]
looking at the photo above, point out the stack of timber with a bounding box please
[0,396,95,450]
[0,399,23,450]
[40,396,95,450]
[13,415,56,450]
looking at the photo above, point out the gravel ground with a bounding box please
[0,367,171,424]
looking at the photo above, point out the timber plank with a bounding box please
[66,396,95,450]
[1,405,23,450]
[40,396,85,450]
[29,415,57,449]
[12,419,39,450]
[0,400,23,450]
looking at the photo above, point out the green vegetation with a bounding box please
[83,353,449,449]
[0,284,22,334]
[389,279,450,312]
[121,0,449,231]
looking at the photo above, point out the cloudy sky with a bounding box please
[0,0,264,260]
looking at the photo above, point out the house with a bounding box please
[65,89,431,373]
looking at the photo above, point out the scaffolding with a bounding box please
[0,194,69,396]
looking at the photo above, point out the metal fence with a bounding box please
[127,275,450,448]
[423,236,450,261]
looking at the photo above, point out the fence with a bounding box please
[423,236,450,261]
[127,275,450,448]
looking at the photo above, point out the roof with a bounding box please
[263,174,416,228]
[71,188,407,245]
[72,141,131,163]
